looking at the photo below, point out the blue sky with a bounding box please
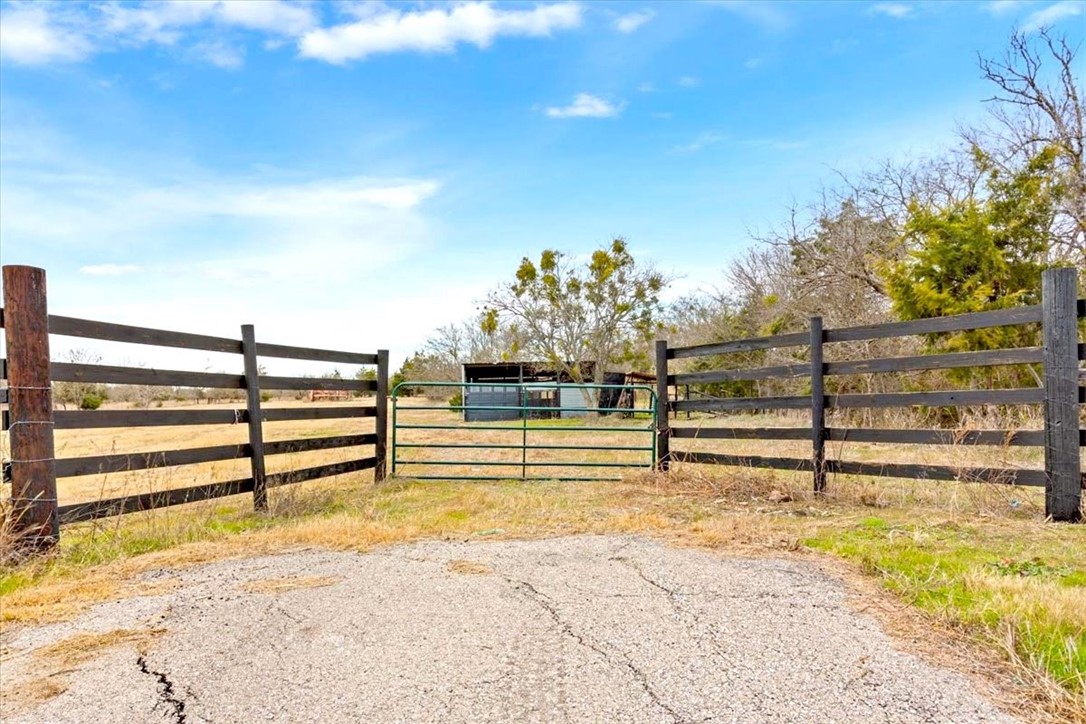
[1,0,1083,373]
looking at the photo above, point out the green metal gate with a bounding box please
[391,382,657,481]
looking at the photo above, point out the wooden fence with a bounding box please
[1,265,389,548]
[655,267,1085,522]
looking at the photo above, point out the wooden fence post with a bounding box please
[241,325,267,511]
[810,316,827,494]
[3,265,59,548]
[655,339,670,471]
[1041,267,1082,522]
[374,349,389,482]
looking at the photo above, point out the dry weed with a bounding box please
[240,576,341,594]
[446,560,493,575]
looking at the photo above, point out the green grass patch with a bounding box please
[804,517,1086,697]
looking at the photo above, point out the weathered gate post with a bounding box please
[374,349,389,482]
[1041,267,1082,522]
[3,265,59,548]
[240,324,267,512]
[810,316,827,494]
[655,339,670,471]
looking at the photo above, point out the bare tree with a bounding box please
[967,28,1085,263]
[52,349,106,410]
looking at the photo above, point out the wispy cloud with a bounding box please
[100,0,317,44]
[299,2,582,64]
[191,39,246,69]
[985,0,1025,14]
[614,9,655,34]
[746,138,807,151]
[870,3,914,19]
[637,82,656,93]
[1023,1,1083,31]
[677,76,701,88]
[673,131,727,153]
[709,1,791,32]
[80,264,143,276]
[544,93,624,119]
[0,0,316,66]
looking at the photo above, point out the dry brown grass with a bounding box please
[0,627,166,717]
[32,628,166,668]
[446,559,494,575]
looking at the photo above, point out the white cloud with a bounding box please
[870,3,914,19]
[637,82,655,93]
[544,93,624,119]
[677,76,701,88]
[1,1,579,68]
[614,9,654,34]
[743,57,762,69]
[1023,1,1083,31]
[79,264,143,276]
[0,4,94,64]
[216,0,317,36]
[651,111,673,120]
[298,2,582,64]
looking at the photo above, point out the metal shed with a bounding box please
[460,362,652,422]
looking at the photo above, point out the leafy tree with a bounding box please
[79,393,104,410]
[884,146,1062,384]
[390,368,408,396]
[482,239,668,403]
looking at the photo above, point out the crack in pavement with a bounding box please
[508,577,687,724]
[611,557,684,610]
[137,655,188,723]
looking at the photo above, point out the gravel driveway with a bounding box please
[1,535,1015,723]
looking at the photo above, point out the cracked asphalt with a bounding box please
[1,535,1016,723]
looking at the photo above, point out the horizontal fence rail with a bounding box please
[0,265,391,547]
[656,267,1084,522]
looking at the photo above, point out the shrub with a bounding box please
[79,394,103,410]
[260,391,273,403]
[449,392,463,409]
